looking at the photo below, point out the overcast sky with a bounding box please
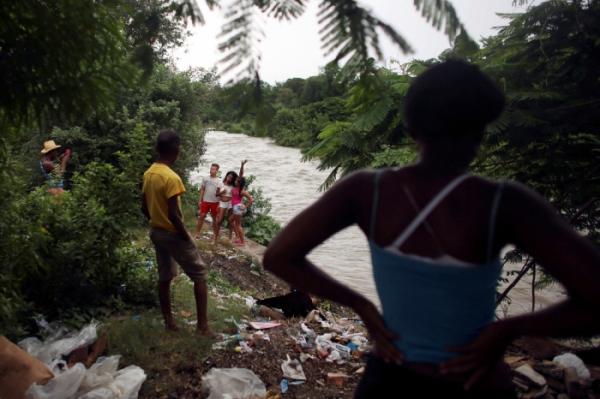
[171,0,536,84]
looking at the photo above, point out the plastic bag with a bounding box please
[202,368,267,399]
[26,363,86,399]
[78,387,117,399]
[553,353,591,380]
[19,322,99,365]
[111,365,146,399]
[80,356,121,392]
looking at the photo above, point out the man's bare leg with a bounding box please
[194,213,207,239]
[214,210,224,245]
[159,280,178,331]
[212,213,220,245]
[193,280,214,336]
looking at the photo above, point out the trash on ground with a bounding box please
[250,321,282,330]
[244,296,257,309]
[17,321,146,399]
[326,372,348,387]
[553,353,591,380]
[281,355,306,381]
[299,353,315,363]
[201,368,266,399]
[19,321,99,365]
[279,379,288,394]
[514,364,547,388]
[256,291,315,318]
[239,341,253,353]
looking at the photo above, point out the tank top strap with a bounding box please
[390,174,470,249]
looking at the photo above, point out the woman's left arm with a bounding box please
[263,171,403,364]
[441,183,600,389]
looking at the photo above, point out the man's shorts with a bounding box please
[149,228,207,283]
[199,201,219,216]
[219,201,231,209]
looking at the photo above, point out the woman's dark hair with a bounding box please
[223,171,238,184]
[237,176,246,191]
[156,129,180,155]
[404,60,505,141]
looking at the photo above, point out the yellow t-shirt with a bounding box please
[142,163,185,232]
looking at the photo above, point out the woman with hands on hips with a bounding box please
[262,60,600,398]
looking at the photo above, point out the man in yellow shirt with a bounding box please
[142,130,212,335]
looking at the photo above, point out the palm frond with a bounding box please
[413,0,464,41]
[318,0,412,77]
[217,0,265,81]
[256,0,307,19]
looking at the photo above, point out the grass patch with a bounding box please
[103,271,251,396]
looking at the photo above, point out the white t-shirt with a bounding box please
[220,185,233,200]
[201,176,222,203]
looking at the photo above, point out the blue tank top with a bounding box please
[369,172,504,364]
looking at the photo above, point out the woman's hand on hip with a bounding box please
[440,321,513,390]
[356,301,403,364]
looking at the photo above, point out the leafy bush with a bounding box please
[242,176,281,245]
[17,164,154,315]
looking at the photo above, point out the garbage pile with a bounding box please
[507,352,599,399]
[0,321,146,399]
[203,292,371,398]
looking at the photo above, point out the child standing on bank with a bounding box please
[230,176,253,246]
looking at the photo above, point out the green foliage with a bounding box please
[304,68,413,188]
[473,0,600,242]
[242,176,282,245]
[0,0,139,128]
[0,162,158,337]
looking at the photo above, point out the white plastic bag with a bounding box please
[553,353,591,380]
[78,387,117,399]
[26,363,86,399]
[111,366,146,399]
[19,322,99,365]
[202,368,267,399]
[79,356,121,393]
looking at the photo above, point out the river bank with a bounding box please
[104,231,369,398]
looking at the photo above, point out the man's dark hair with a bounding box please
[404,60,505,141]
[156,129,180,155]
[211,163,220,170]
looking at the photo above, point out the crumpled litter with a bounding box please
[202,368,266,399]
[19,321,146,399]
[553,353,591,380]
[281,355,306,381]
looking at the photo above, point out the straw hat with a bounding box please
[40,140,61,154]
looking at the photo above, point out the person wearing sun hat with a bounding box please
[40,140,71,195]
